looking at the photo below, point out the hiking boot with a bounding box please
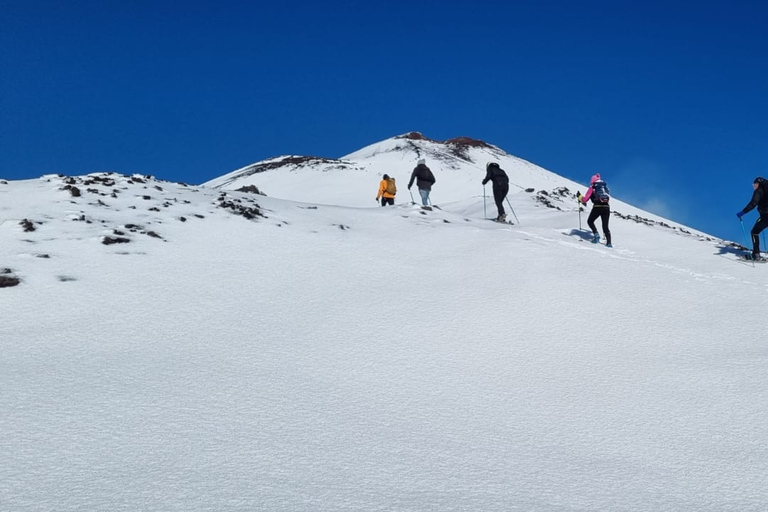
[606,243,613,248]
[592,233,600,244]
[498,214,507,222]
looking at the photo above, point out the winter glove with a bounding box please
[737,210,745,219]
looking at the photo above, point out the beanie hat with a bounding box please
[590,173,601,185]
[418,159,425,166]
[486,161,496,170]
[755,177,765,184]
[383,174,390,180]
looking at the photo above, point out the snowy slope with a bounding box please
[1,141,767,511]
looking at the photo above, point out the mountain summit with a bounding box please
[204,132,562,207]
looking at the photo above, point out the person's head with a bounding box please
[383,174,390,180]
[754,177,765,189]
[418,159,425,166]
[590,173,601,185]
[486,161,497,170]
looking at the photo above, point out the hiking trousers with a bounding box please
[588,206,612,245]
[419,188,430,206]
[751,216,768,254]
[493,183,509,218]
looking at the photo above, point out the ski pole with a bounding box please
[483,185,487,219]
[740,219,755,267]
[740,219,751,248]
[578,199,582,230]
[505,197,519,224]
[409,189,415,204]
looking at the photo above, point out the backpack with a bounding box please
[593,180,610,204]
[493,167,509,185]
[385,178,397,195]
[422,167,435,184]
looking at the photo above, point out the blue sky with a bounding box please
[1,0,766,244]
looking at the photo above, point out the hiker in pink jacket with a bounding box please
[578,173,613,247]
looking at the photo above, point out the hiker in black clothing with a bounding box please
[737,177,768,260]
[408,159,436,206]
[577,173,612,247]
[482,162,509,221]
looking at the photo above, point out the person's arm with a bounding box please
[581,186,594,204]
[482,169,492,185]
[408,169,416,189]
[742,188,763,213]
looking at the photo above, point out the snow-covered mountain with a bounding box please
[1,135,766,511]
[205,132,685,219]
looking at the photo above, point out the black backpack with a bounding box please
[593,180,610,204]
[419,165,435,184]
[493,167,509,185]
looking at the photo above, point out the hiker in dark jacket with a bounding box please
[408,159,436,206]
[737,177,768,260]
[482,162,509,221]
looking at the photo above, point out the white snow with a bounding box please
[1,139,766,511]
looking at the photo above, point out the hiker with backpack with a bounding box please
[577,173,613,247]
[736,177,768,260]
[376,174,397,206]
[482,162,509,221]
[408,159,436,206]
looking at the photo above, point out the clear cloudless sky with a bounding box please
[1,0,766,243]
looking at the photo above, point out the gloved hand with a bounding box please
[408,186,411,190]
[375,198,380,202]
[737,210,745,219]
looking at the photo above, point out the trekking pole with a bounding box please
[409,189,415,204]
[740,219,755,267]
[578,199,582,230]
[505,197,520,224]
[483,185,487,219]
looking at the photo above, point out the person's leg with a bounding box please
[493,184,505,219]
[587,208,599,238]
[600,208,612,245]
[386,197,394,206]
[498,183,509,220]
[419,188,429,206]
[751,217,768,256]
[380,197,386,207]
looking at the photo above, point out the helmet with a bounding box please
[486,162,496,170]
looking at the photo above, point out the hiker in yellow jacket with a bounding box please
[376,174,396,207]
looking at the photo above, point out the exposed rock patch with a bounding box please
[0,268,20,288]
